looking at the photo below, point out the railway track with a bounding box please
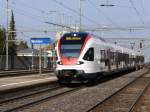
[130,75,150,112]
[0,83,85,112]
[87,70,150,112]
[0,69,148,112]
[0,69,53,77]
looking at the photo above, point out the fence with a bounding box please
[0,55,55,70]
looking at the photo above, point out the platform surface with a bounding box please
[0,73,57,92]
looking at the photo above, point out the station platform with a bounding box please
[0,73,57,92]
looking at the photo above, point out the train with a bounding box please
[55,32,144,83]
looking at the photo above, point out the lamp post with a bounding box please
[6,0,9,70]
[31,44,34,71]
[79,0,86,31]
[39,45,42,74]
[79,0,82,31]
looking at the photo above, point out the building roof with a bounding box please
[17,48,39,56]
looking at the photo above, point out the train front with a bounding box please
[55,32,94,83]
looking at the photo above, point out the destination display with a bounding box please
[65,36,81,41]
[61,33,87,44]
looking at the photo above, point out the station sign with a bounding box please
[30,38,52,44]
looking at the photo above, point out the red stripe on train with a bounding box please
[61,57,78,65]
[58,34,91,65]
[57,37,61,58]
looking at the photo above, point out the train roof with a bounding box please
[62,32,106,42]
[63,32,89,36]
[91,34,106,42]
[61,32,144,56]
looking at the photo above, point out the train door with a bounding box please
[107,49,111,71]
[100,49,110,72]
[100,50,106,71]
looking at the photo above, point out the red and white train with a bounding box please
[55,32,144,83]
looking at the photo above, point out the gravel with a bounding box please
[12,69,148,112]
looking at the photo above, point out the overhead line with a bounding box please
[87,0,119,27]
[129,0,145,25]
[13,9,46,24]
[12,8,74,30]
[12,1,47,14]
[139,0,150,25]
[105,37,150,41]
[140,0,145,14]
[11,1,78,27]
[52,0,102,27]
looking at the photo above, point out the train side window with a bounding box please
[100,50,106,60]
[100,50,108,66]
[83,47,94,61]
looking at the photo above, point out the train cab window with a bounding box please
[83,47,94,61]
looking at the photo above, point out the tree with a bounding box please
[8,11,17,55]
[17,41,29,50]
[8,11,17,69]
[0,27,6,55]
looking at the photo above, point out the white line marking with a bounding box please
[0,73,54,81]
[0,77,57,88]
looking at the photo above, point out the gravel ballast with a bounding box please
[13,69,148,112]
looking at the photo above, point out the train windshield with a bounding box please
[60,33,88,58]
[61,44,82,57]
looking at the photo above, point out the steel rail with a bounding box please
[1,85,85,112]
[0,69,53,77]
[128,77,150,112]
[86,69,150,112]
[0,81,59,104]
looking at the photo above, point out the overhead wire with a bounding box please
[11,8,70,32]
[11,7,74,30]
[52,0,102,27]
[10,2,54,23]
[0,1,7,27]
[112,5,133,9]
[87,0,131,38]
[129,0,145,25]
[10,2,55,26]
[87,0,119,27]
[139,0,150,25]
[12,9,46,24]
[11,1,47,15]
[5,0,150,32]
[11,0,79,28]
[140,0,145,14]
[13,24,56,33]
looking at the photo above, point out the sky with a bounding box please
[0,0,150,62]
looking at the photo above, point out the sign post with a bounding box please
[31,44,34,71]
[30,38,52,75]
[39,45,42,74]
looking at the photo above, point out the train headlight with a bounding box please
[77,70,84,75]
[58,61,62,65]
[77,61,84,65]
